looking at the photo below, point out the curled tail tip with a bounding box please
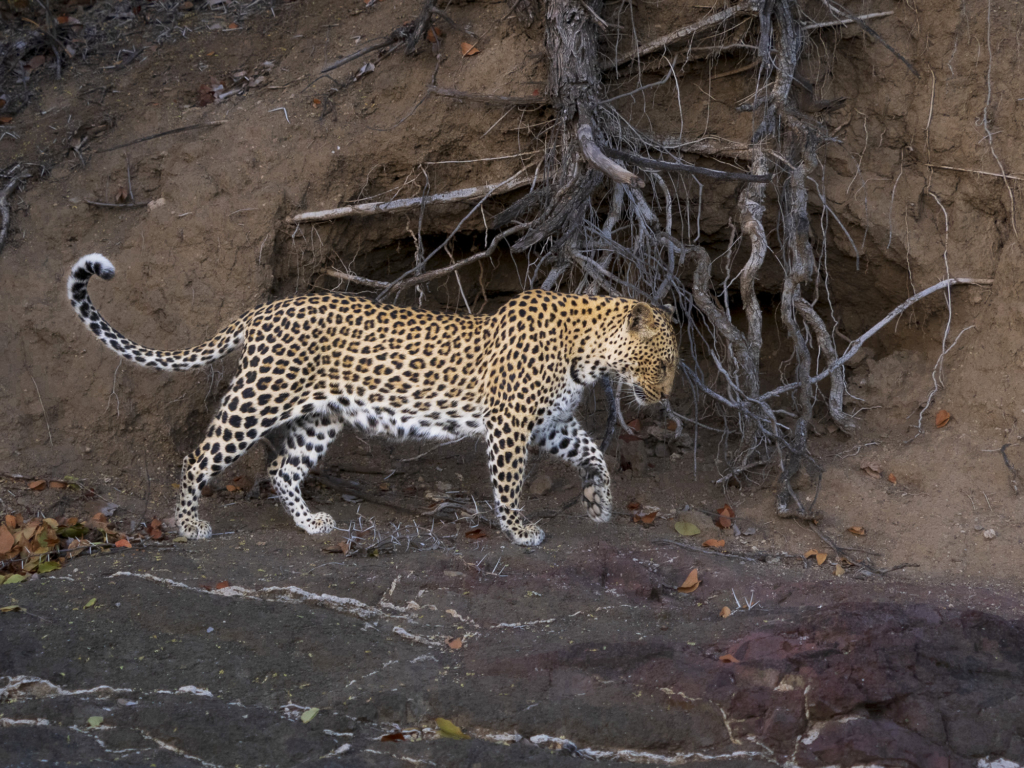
[71,253,116,282]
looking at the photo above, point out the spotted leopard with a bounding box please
[68,253,678,545]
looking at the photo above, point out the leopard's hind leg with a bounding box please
[267,410,341,535]
[177,400,268,539]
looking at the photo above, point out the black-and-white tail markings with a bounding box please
[68,253,245,371]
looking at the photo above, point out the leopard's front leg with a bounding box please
[485,417,545,546]
[532,416,612,523]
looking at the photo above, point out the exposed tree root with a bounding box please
[296,0,992,523]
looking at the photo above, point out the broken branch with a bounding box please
[287,170,536,224]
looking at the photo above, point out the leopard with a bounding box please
[68,253,678,546]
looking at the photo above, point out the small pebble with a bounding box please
[983,529,997,540]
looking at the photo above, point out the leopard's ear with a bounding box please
[626,302,657,334]
[661,303,676,321]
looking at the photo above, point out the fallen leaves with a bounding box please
[674,521,700,537]
[435,717,470,740]
[847,526,866,536]
[860,460,882,480]
[1,492,138,581]
[300,707,319,724]
[459,42,480,56]
[464,528,486,540]
[446,637,463,650]
[632,510,657,525]
[677,568,700,593]
[718,654,739,663]
[702,539,725,549]
[804,549,827,566]
[935,409,951,428]
[719,606,731,618]
[87,716,104,728]
[713,504,734,529]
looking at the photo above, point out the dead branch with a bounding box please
[287,170,535,224]
[0,167,31,258]
[96,121,227,153]
[802,10,893,31]
[999,444,1021,495]
[428,86,548,107]
[818,0,919,76]
[577,124,642,187]
[758,278,995,404]
[600,146,771,183]
[321,25,413,74]
[375,223,530,300]
[606,1,758,69]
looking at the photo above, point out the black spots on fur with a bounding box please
[228,414,242,428]
[241,387,256,399]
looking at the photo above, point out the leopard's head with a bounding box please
[611,302,678,406]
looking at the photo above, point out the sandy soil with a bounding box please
[2,0,1024,765]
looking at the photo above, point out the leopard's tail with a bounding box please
[68,253,246,371]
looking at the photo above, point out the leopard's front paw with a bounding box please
[180,518,213,540]
[582,483,612,523]
[299,512,336,535]
[508,522,546,546]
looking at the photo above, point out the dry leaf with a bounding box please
[215,580,230,590]
[719,606,731,618]
[674,521,700,537]
[323,540,351,554]
[227,22,239,29]
[677,568,700,593]
[859,460,882,480]
[714,504,734,529]
[834,563,845,576]
[464,528,486,540]
[435,717,470,740]
[380,732,406,742]
[460,42,480,56]
[887,473,897,485]
[0,527,14,555]
[114,539,131,549]
[312,98,321,106]
[426,26,443,42]
[627,501,642,511]
[718,654,739,663]
[936,409,951,428]
[702,539,725,548]
[847,526,866,536]
[0,117,12,125]
[28,480,46,491]
[633,511,657,525]
[804,549,827,566]
[49,481,67,489]
[447,637,463,650]
[5,515,15,528]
